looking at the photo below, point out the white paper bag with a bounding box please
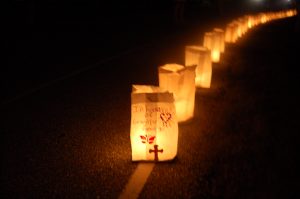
[130,85,178,161]
[158,64,196,122]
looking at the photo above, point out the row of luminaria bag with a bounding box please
[130,9,297,161]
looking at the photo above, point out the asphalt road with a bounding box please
[2,17,299,198]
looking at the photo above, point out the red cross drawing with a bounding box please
[149,145,163,161]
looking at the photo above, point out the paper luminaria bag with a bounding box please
[130,85,178,161]
[203,32,220,63]
[158,64,196,122]
[225,23,237,43]
[185,46,212,88]
[210,31,222,63]
[203,32,213,50]
[213,28,225,53]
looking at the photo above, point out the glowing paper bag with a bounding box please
[130,85,178,161]
[185,46,212,88]
[158,64,196,122]
[225,24,235,43]
[213,28,225,53]
[203,32,214,50]
[204,31,220,63]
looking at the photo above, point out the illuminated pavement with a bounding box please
[1,17,299,198]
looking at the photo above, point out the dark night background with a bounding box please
[2,0,300,198]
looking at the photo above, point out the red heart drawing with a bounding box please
[160,112,172,123]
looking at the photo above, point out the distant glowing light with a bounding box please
[250,0,264,4]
